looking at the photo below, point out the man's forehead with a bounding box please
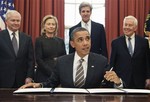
[75,35,90,40]
[75,31,89,37]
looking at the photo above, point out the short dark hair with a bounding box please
[70,27,89,40]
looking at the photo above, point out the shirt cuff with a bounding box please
[114,78,123,88]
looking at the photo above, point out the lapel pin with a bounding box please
[91,65,94,68]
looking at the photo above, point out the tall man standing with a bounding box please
[69,2,108,58]
[0,10,34,88]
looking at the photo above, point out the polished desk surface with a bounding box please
[0,88,150,102]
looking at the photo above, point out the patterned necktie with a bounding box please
[128,37,133,56]
[12,32,18,55]
[75,59,85,88]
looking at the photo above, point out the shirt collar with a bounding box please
[125,33,135,39]
[74,52,88,63]
[7,28,19,37]
[81,20,91,26]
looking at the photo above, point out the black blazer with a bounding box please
[35,36,66,82]
[42,53,110,88]
[69,21,108,58]
[110,35,150,88]
[0,29,34,88]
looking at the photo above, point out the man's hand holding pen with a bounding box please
[104,68,122,86]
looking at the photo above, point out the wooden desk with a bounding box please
[0,88,150,102]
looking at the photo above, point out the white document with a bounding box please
[13,88,52,94]
[53,88,88,93]
[13,88,150,94]
[87,88,124,93]
[121,89,150,94]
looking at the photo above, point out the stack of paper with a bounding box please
[13,88,150,94]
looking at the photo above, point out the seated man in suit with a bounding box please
[20,27,121,89]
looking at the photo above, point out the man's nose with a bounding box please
[83,39,88,45]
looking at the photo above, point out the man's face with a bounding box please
[5,13,21,32]
[70,31,91,58]
[80,6,91,23]
[123,18,137,37]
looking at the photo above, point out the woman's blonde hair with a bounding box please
[41,15,58,36]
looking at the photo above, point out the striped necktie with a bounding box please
[74,59,85,88]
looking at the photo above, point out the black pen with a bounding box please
[101,67,113,83]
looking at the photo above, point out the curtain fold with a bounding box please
[14,0,64,43]
[13,0,150,57]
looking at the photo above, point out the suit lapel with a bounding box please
[132,35,139,57]
[66,54,74,86]
[84,53,95,87]
[17,32,25,56]
[121,36,132,57]
[3,30,16,56]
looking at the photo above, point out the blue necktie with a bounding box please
[128,37,133,56]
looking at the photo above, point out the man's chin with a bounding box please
[83,51,90,55]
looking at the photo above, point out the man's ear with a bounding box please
[70,41,75,48]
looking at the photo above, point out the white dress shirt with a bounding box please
[73,52,89,82]
[7,28,19,49]
[125,34,135,54]
[81,20,91,35]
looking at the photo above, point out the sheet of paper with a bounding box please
[122,89,150,94]
[87,88,124,93]
[13,88,150,94]
[54,88,88,93]
[13,88,52,94]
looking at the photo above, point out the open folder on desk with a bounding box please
[13,88,150,94]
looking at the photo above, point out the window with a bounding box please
[65,0,105,54]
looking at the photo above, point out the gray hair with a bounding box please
[79,2,93,13]
[123,15,138,26]
[5,10,21,21]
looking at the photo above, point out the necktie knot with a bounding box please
[128,37,131,41]
[85,23,88,26]
[79,58,84,63]
[12,32,16,36]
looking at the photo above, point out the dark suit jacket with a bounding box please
[0,29,34,88]
[35,36,66,82]
[69,21,108,58]
[42,52,110,88]
[110,35,150,88]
